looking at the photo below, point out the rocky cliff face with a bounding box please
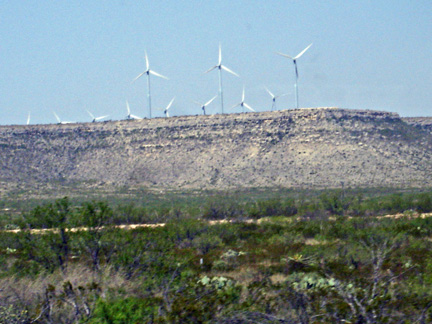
[1,107,432,193]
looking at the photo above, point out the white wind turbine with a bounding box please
[133,51,169,119]
[192,95,217,115]
[86,110,109,123]
[125,101,141,120]
[157,97,175,118]
[264,87,288,111]
[232,87,255,113]
[53,112,74,124]
[26,112,31,125]
[276,43,312,109]
[205,44,239,114]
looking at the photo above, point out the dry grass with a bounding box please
[0,264,130,305]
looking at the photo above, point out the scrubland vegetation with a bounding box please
[1,189,432,323]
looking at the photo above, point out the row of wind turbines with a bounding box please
[26,43,312,125]
[130,43,313,120]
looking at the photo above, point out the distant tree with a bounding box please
[73,201,114,270]
[20,197,73,271]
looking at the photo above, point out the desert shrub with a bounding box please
[212,249,247,271]
[165,278,242,323]
[202,200,245,220]
[16,231,69,273]
[206,223,241,245]
[107,228,174,279]
[248,198,298,218]
[20,197,73,229]
[416,192,432,213]
[72,201,114,270]
[287,219,325,239]
[0,304,29,324]
[89,297,162,324]
[319,191,347,215]
[192,234,224,255]
[111,203,148,224]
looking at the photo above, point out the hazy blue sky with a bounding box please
[1,1,431,125]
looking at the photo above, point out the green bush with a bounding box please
[89,297,162,324]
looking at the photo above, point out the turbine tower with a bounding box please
[276,43,312,109]
[264,87,288,111]
[133,51,168,119]
[193,95,217,115]
[205,44,239,114]
[232,87,255,113]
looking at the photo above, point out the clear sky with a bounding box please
[1,1,431,125]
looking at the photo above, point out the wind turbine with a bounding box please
[264,87,288,111]
[192,95,217,115]
[125,101,141,120]
[86,110,109,123]
[232,87,255,113]
[276,43,312,109]
[157,97,175,118]
[133,51,168,119]
[53,112,74,124]
[205,44,239,114]
[26,112,31,125]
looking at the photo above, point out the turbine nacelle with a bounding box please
[193,95,217,115]
[265,86,288,109]
[163,97,175,118]
[133,51,169,83]
[232,87,255,113]
[156,97,175,118]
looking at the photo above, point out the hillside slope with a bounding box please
[1,108,432,193]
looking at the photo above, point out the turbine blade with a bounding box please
[204,65,218,74]
[126,101,131,115]
[86,110,95,119]
[294,43,312,59]
[132,71,146,83]
[145,51,149,70]
[166,111,169,118]
[221,65,239,77]
[130,114,142,120]
[150,70,169,80]
[264,86,275,98]
[275,52,294,60]
[242,86,245,102]
[204,95,217,107]
[218,43,222,65]
[232,103,241,109]
[166,97,175,110]
[27,112,31,125]
[95,115,109,120]
[276,93,289,99]
[53,112,61,123]
[244,103,255,112]
[192,100,202,106]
